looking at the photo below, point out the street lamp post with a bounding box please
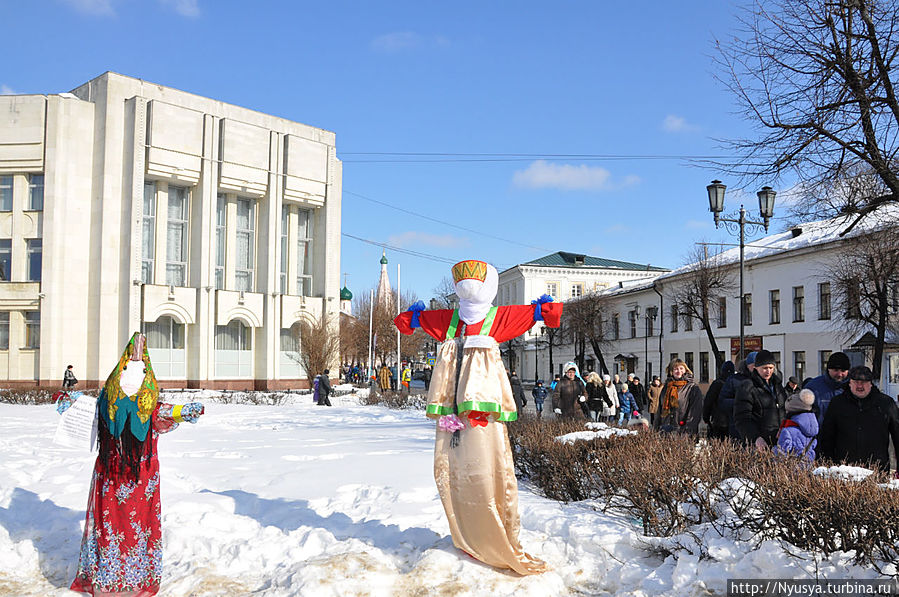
[644,306,658,383]
[707,180,776,361]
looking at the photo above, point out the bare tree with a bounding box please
[716,0,899,232]
[430,276,456,308]
[295,312,341,385]
[668,244,734,374]
[828,225,899,380]
[563,293,614,375]
[352,287,429,367]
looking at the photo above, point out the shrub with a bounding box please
[508,418,899,567]
[360,389,427,410]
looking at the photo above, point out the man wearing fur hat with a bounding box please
[734,349,787,450]
[552,362,587,420]
[774,388,818,464]
[804,351,850,424]
[819,366,899,472]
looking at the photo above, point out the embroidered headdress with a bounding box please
[452,260,488,284]
[453,260,498,324]
[101,332,159,441]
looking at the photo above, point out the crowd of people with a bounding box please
[546,351,899,473]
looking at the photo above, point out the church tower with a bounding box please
[375,250,392,309]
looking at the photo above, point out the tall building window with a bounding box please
[818,282,831,320]
[235,198,255,292]
[717,296,727,328]
[166,185,189,287]
[670,352,679,363]
[0,312,8,349]
[792,285,805,322]
[142,182,156,284]
[215,194,226,289]
[629,310,637,338]
[685,351,694,373]
[296,208,313,295]
[26,239,41,281]
[793,350,806,381]
[28,174,43,210]
[683,306,693,331]
[646,310,655,336]
[571,283,583,298]
[769,289,780,324]
[215,320,252,350]
[612,313,620,340]
[742,293,752,326]
[146,316,185,350]
[546,282,558,298]
[0,176,12,211]
[280,206,288,294]
[24,311,40,349]
[670,304,679,332]
[771,351,781,373]
[819,350,832,376]
[0,239,10,282]
[700,351,710,383]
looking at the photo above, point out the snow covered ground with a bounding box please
[0,389,892,596]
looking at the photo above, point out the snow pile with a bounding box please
[0,394,892,596]
[555,422,636,444]
[812,465,875,482]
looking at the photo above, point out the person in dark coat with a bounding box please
[703,360,735,440]
[818,365,899,472]
[584,371,608,421]
[316,369,333,406]
[717,353,756,440]
[508,370,527,414]
[629,376,647,413]
[653,358,704,435]
[734,350,786,450]
[531,379,549,418]
[551,362,587,420]
[804,351,850,424]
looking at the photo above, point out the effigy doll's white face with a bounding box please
[454,263,498,305]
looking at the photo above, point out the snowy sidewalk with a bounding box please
[0,395,885,596]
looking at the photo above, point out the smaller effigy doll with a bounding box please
[69,332,204,597]
[394,259,562,575]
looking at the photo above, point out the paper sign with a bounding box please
[53,394,98,450]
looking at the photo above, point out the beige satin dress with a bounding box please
[427,338,548,575]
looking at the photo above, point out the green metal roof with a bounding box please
[340,286,353,300]
[522,251,668,271]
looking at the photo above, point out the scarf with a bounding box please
[661,379,687,418]
[97,332,159,481]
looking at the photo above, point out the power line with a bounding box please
[341,232,458,264]
[344,190,553,253]
[339,151,730,163]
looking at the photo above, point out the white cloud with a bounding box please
[61,0,115,16]
[604,224,630,234]
[371,32,448,53]
[0,85,15,96]
[159,0,199,17]
[512,160,640,192]
[387,231,469,249]
[685,219,711,230]
[662,114,698,133]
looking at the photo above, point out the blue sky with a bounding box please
[2,0,790,301]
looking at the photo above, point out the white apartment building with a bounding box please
[498,251,668,375]
[0,72,341,389]
[526,215,899,398]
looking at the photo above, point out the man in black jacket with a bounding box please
[317,369,333,406]
[703,360,735,440]
[734,350,786,450]
[819,365,899,472]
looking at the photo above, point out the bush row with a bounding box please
[507,417,899,569]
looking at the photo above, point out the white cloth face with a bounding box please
[455,263,498,324]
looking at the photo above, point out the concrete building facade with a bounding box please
[0,72,341,388]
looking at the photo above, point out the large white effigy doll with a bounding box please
[394,260,562,575]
